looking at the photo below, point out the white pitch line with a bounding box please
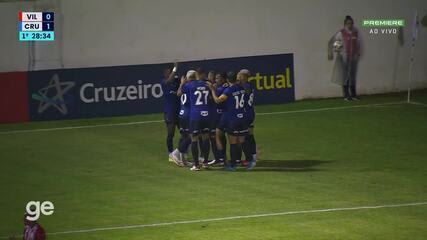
[0,101,405,135]
[408,101,427,107]
[1,201,425,239]
[0,120,163,135]
[256,101,404,116]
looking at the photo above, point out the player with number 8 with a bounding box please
[209,72,254,171]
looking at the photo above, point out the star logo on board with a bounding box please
[31,74,75,115]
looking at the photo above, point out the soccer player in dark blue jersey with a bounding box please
[209,72,255,171]
[161,62,180,160]
[208,72,228,166]
[238,69,257,168]
[207,70,216,84]
[183,68,214,171]
[170,71,196,167]
[206,70,220,163]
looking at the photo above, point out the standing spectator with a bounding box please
[328,15,361,101]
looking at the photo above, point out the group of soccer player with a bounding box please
[161,62,258,171]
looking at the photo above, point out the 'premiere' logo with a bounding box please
[32,74,75,115]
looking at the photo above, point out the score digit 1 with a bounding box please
[42,22,54,31]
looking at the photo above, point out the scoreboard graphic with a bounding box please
[19,11,54,41]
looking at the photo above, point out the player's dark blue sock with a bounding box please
[191,141,199,167]
[167,134,174,153]
[216,138,225,162]
[178,135,184,151]
[210,136,219,161]
[246,134,257,155]
[236,143,242,162]
[242,138,251,160]
[229,144,238,167]
[166,123,175,153]
[202,139,210,163]
[217,148,225,162]
[242,140,253,161]
[178,134,191,153]
[251,135,257,155]
[222,135,227,160]
[198,139,203,159]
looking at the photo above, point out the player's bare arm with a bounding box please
[165,61,178,84]
[208,82,227,104]
[177,75,186,96]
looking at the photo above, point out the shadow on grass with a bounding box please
[251,159,332,172]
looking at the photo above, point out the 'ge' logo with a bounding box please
[25,201,54,221]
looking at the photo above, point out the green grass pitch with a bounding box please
[0,92,426,239]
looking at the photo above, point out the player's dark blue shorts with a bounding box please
[226,118,249,136]
[190,118,214,135]
[179,116,190,133]
[164,111,179,125]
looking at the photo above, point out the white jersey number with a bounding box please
[234,94,245,109]
[248,93,254,107]
[194,90,209,105]
[180,93,187,105]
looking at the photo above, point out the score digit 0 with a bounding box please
[42,12,54,21]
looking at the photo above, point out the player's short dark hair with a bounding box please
[218,72,227,80]
[208,70,215,75]
[196,67,205,75]
[227,71,237,83]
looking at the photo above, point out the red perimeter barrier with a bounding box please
[0,72,29,123]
